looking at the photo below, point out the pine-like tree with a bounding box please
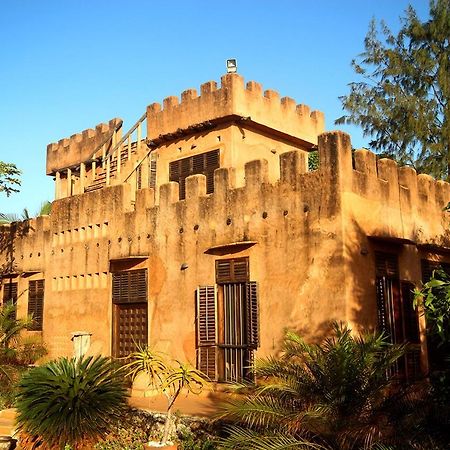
[336,0,450,179]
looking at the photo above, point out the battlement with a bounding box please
[147,74,325,147]
[46,118,123,175]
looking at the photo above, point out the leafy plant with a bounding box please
[218,323,407,450]
[0,301,33,355]
[126,346,207,446]
[15,355,129,449]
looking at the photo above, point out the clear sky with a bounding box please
[0,0,430,215]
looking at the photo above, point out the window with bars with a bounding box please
[169,149,219,200]
[196,257,259,382]
[28,280,45,331]
[112,269,148,358]
[375,252,421,381]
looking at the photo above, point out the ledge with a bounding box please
[204,240,257,256]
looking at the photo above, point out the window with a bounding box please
[2,281,18,319]
[112,269,148,358]
[196,257,259,382]
[375,252,421,381]
[169,149,219,200]
[28,280,45,331]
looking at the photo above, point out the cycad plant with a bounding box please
[219,323,407,450]
[15,355,129,449]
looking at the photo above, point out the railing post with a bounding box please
[80,163,86,193]
[117,149,121,175]
[137,122,141,154]
[106,156,110,186]
[92,161,96,181]
[102,144,106,169]
[127,135,131,160]
[55,171,61,199]
[67,168,72,197]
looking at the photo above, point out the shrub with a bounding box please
[15,355,129,449]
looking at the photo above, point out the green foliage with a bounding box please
[0,161,21,197]
[336,0,450,179]
[414,268,450,346]
[308,151,319,171]
[15,355,129,449]
[0,301,33,353]
[0,200,52,224]
[218,323,407,450]
[126,346,207,446]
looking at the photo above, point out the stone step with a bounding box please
[0,410,16,421]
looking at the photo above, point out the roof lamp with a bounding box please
[226,59,237,73]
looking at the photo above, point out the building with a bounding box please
[1,73,449,384]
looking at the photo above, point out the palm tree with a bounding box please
[218,323,408,450]
[0,302,33,355]
[0,200,51,224]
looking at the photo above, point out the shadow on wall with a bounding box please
[0,220,32,277]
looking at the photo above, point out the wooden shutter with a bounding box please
[216,258,249,284]
[421,259,450,282]
[28,280,44,331]
[169,149,220,200]
[196,286,217,379]
[246,281,259,348]
[401,281,420,344]
[375,252,399,277]
[149,154,157,189]
[136,165,142,190]
[112,269,147,304]
[3,282,17,304]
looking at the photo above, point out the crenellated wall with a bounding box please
[46,118,122,175]
[147,73,324,146]
[3,129,450,364]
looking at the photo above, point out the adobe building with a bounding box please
[1,73,450,385]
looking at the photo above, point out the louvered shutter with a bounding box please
[112,269,147,304]
[28,280,44,331]
[196,285,217,379]
[3,282,17,304]
[149,154,157,189]
[401,281,420,344]
[375,252,399,277]
[246,281,259,348]
[216,258,249,284]
[376,277,389,335]
[421,259,450,282]
[169,150,220,200]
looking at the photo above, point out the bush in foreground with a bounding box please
[16,355,129,449]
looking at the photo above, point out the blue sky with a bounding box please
[0,0,429,215]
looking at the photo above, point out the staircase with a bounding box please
[84,112,148,193]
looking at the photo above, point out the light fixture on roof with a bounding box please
[226,59,237,73]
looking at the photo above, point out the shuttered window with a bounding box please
[246,281,259,349]
[2,282,17,305]
[149,153,157,189]
[112,269,147,304]
[196,286,217,379]
[196,258,260,382]
[2,282,18,320]
[375,252,421,381]
[421,259,450,282]
[216,258,249,284]
[112,269,148,359]
[28,280,44,331]
[169,149,219,200]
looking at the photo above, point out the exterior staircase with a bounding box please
[84,112,149,193]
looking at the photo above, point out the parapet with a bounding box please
[46,118,123,175]
[147,74,325,147]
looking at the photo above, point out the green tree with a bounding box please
[336,0,450,179]
[218,323,409,450]
[0,161,21,196]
